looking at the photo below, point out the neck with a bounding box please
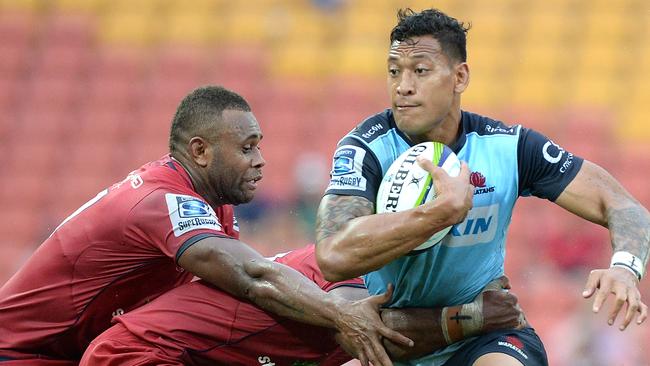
[170,153,222,208]
[408,107,462,146]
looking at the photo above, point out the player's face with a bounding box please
[387,36,466,140]
[208,110,265,205]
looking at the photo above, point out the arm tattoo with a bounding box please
[316,195,374,244]
[608,206,650,265]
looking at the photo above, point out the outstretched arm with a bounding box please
[178,238,412,366]
[555,160,649,329]
[316,159,474,282]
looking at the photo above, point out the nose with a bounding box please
[252,148,266,168]
[396,71,415,96]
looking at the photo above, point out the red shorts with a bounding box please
[79,324,181,366]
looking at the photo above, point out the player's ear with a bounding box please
[188,136,210,167]
[454,62,469,94]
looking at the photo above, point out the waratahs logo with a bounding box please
[470,171,494,195]
[470,171,486,187]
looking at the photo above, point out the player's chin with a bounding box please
[396,120,428,137]
[237,188,256,204]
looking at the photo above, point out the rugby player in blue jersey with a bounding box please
[315,8,649,366]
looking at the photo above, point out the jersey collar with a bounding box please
[389,109,468,154]
[447,110,468,154]
[167,155,197,192]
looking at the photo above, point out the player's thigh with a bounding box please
[473,352,523,366]
[443,327,548,366]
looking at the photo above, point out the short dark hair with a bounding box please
[169,85,251,153]
[390,8,470,63]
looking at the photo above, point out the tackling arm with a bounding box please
[332,277,525,361]
[316,159,474,282]
[178,237,412,366]
[555,160,649,329]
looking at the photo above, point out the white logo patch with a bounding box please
[327,145,367,192]
[165,194,222,237]
[542,140,565,164]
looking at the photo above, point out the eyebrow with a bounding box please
[244,133,263,141]
[387,53,432,61]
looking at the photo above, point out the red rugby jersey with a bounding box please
[109,244,364,366]
[0,155,238,360]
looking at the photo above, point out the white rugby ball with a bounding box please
[376,142,461,251]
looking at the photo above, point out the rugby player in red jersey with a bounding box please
[0,86,419,366]
[79,244,526,366]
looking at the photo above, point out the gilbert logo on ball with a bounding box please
[376,142,461,251]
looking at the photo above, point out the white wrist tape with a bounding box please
[610,251,645,280]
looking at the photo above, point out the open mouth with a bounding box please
[245,176,262,189]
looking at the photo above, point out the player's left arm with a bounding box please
[555,159,650,329]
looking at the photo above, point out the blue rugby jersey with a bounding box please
[324,109,583,365]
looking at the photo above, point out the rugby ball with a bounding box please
[376,142,461,251]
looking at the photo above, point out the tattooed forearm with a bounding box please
[316,194,374,244]
[608,205,650,265]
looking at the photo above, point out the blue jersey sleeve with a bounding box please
[324,136,383,203]
[517,127,584,201]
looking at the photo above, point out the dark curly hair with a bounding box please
[390,8,471,63]
[169,85,251,153]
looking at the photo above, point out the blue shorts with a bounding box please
[442,327,548,366]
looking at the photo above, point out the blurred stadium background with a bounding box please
[0,0,649,364]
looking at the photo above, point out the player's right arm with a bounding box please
[178,236,412,366]
[332,277,526,361]
[379,276,526,360]
[316,157,474,282]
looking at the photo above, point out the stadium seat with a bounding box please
[221,8,271,44]
[22,74,82,113]
[339,9,395,42]
[150,45,209,81]
[332,40,386,78]
[270,42,331,78]
[279,6,333,45]
[13,106,73,141]
[99,11,159,46]
[163,11,216,45]
[52,0,104,13]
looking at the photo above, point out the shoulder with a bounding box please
[342,109,395,145]
[462,111,520,137]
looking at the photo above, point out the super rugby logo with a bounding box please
[384,145,427,211]
[328,146,367,191]
[165,194,222,237]
[178,198,210,218]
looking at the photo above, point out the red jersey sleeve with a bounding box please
[275,245,365,292]
[126,190,237,261]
